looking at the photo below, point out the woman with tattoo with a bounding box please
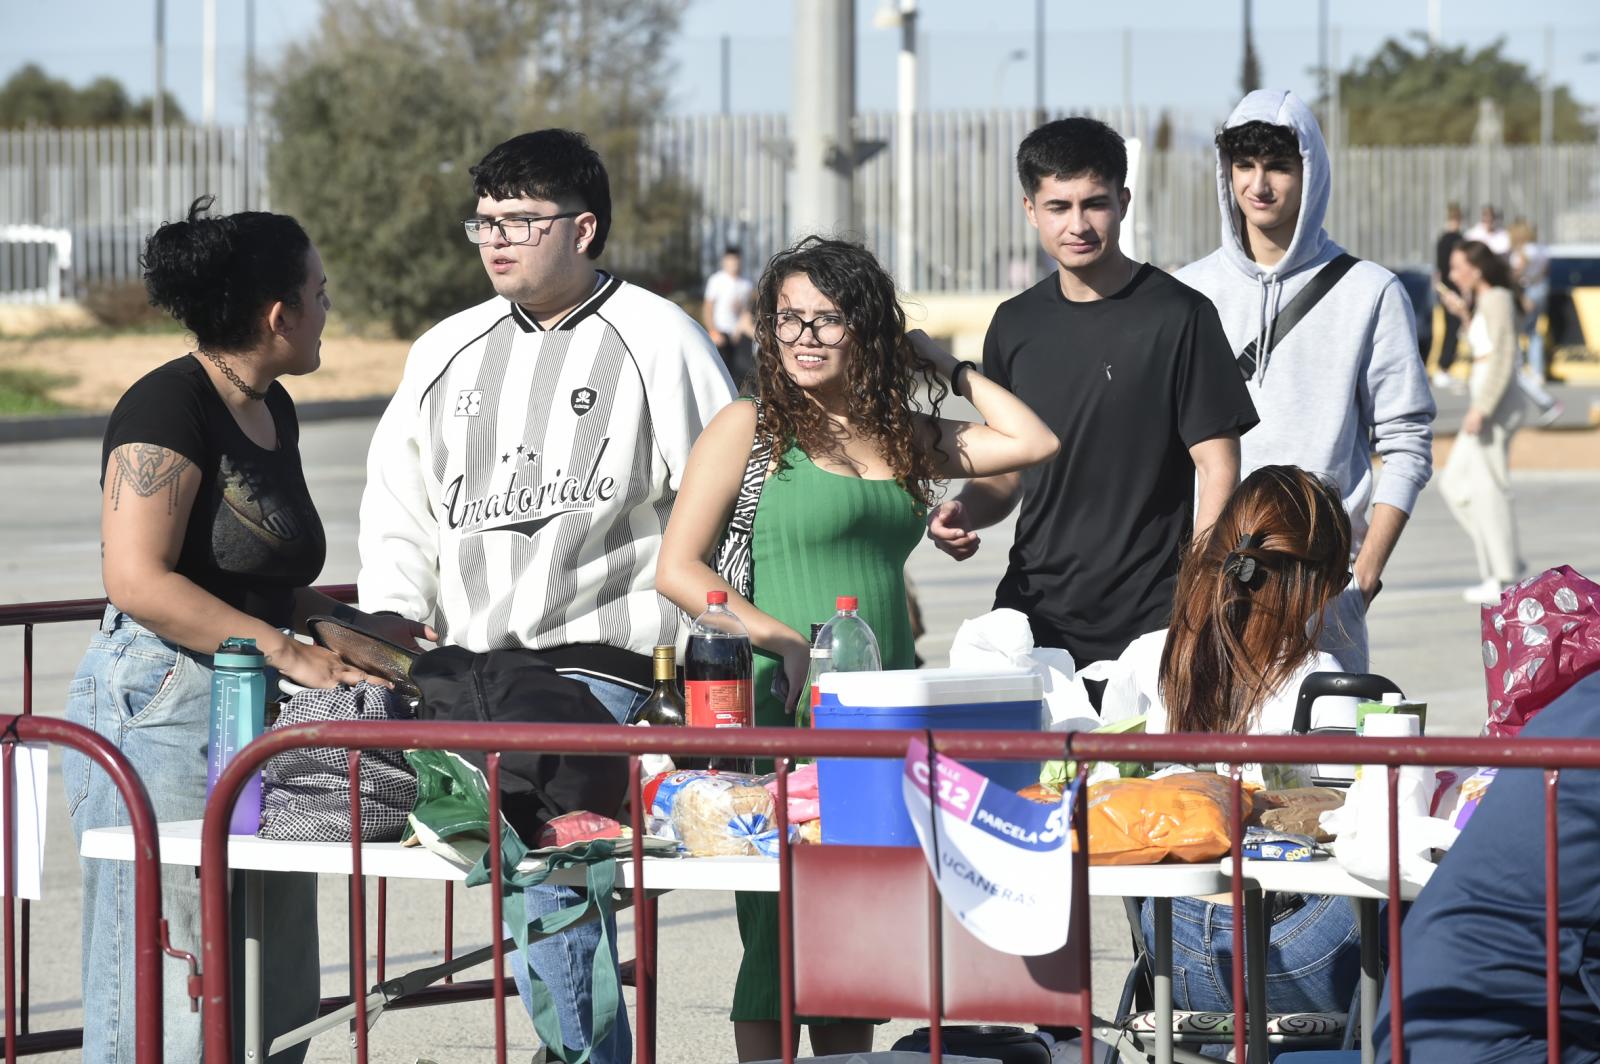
[62,195,433,1062]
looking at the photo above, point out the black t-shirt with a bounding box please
[983,265,1258,666]
[1436,230,1463,289]
[100,355,326,629]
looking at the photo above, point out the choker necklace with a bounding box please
[200,350,267,402]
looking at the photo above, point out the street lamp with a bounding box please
[994,48,1028,104]
[874,0,918,287]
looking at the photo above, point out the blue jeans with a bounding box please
[63,606,320,1063]
[1140,893,1359,1016]
[509,672,645,1062]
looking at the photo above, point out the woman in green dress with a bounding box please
[657,236,1060,1061]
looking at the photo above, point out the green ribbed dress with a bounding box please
[730,442,925,1023]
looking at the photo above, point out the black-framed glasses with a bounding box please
[463,212,583,245]
[770,311,848,346]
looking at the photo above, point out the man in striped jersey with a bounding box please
[357,129,734,1061]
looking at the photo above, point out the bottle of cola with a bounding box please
[685,590,755,774]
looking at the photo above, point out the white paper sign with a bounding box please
[901,737,1077,956]
[0,742,49,900]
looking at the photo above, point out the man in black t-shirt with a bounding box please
[928,118,1257,670]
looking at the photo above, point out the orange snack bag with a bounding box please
[1077,773,1237,865]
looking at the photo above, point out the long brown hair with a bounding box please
[751,236,947,510]
[1159,466,1352,734]
[1456,239,1517,295]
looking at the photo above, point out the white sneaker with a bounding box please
[1432,370,1453,388]
[1462,578,1504,604]
[1536,399,1565,428]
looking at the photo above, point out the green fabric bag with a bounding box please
[404,749,621,1063]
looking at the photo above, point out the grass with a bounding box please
[0,368,73,415]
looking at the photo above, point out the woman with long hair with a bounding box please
[1144,465,1360,1029]
[657,235,1058,1060]
[1438,239,1528,604]
[63,196,429,1061]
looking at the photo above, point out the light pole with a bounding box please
[874,0,918,286]
[994,48,1028,105]
[153,0,166,218]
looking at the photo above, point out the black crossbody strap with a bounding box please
[1236,253,1359,381]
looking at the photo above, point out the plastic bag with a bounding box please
[1254,787,1345,842]
[949,608,1085,729]
[1481,565,1600,738]
[1080,773,1235,865]
[642,769,788,857]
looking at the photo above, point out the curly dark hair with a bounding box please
[142,194,311,352]
[1216,120,1300,164]
[751,237,947,511]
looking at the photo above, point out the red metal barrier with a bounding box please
[6,591,1592,1062]
[0,584,356,1058]
[0,714,165,1063]
[198,723,1600,1064]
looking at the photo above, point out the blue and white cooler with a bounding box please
[813,667,1044,846]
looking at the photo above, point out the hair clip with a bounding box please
[1222,531,1266,588]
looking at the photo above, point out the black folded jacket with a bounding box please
[410,645,630,843]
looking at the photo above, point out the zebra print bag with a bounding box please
[709,400,774,599]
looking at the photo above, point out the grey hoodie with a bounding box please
[1175,90,1435,551]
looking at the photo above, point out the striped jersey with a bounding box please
[357,272,735,687]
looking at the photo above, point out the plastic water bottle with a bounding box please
[684,591,755,774]
[797,622,828,730]
[815,595,882,675]
[208,637,267,835]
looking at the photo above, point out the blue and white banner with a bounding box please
[901,737,1078,956]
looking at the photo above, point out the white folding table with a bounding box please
[82,821,1229,1064]
[1233,858,1428,1064]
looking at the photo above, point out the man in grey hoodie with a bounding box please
[1176,90,1436,673]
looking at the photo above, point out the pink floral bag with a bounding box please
[1481,566,1600,738]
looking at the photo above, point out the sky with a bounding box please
[2,0,1598,134]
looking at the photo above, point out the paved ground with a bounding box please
[2,413,1599,1062]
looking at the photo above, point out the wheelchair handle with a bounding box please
[1291,671,1404,735]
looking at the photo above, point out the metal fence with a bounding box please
[4,115,1599,305]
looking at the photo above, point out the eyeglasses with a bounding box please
[462,212,583,245]
[770,311,848,347]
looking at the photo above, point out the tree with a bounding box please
[1338,34,1596,146]
[0,63,185,127]
[267,0,695,337]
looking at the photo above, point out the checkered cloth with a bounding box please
[259,682,417,842]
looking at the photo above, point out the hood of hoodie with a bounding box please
[1174,89,1437,555]
[1215,89,1333,281]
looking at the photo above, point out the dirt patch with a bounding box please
[0,332,411,413]
[1434,427,1600,471]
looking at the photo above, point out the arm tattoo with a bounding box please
[110,444,192,514]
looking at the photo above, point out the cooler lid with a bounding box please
[817,667,1042,706]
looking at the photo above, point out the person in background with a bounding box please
[704,244,756,391]
[1175,90,1436,676]
[1464,203,1511,257]
[1143,465,1361,1049]
[657,236,1059,1061]
[358,129,735,1063]
[1431,201,1465,389]
[1437,240,1528,604]
[64,195,408,1062]
[927,117,1257,684]
[1509,218,1563,423]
